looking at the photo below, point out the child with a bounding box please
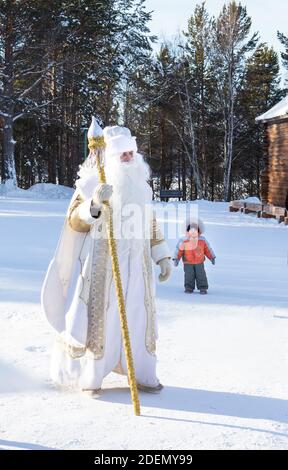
[173,219,215,294]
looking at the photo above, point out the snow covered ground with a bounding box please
[0,186,288,450]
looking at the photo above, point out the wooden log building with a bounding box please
[229,96,288,224]
[256,96,288,210]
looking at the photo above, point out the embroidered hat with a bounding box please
[103,126,138,156]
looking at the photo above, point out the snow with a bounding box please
[0,182,73,199]
[0,179,17,194]
[0,188,288,450]
[240,196,261,203]
[256,95,288,121]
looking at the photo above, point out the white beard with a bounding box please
[105,152,151,205]
[105,152,152,240]
[76,151,153,240]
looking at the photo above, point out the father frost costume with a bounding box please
[41,125,172,393]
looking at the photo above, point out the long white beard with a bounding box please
[105,152,151,205]
[105,152,152,240]
[76,151,152,240]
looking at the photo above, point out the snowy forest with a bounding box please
[0,0,288,201]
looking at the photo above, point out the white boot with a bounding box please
[82,388,102,398]
[137,383,164,394]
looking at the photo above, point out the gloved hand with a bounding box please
[158,258,172,282]
[211,258,216,265]
[92,183,113,208]
[172,258,179,267]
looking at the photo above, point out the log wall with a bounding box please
[261,118,288,208]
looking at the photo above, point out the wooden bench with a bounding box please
[273,206,287,223]
[229,200,245,212]
[244,203,263,217]
[261,203,276,219]
[229,200,288,224]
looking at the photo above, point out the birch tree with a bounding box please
[212,1,258,201]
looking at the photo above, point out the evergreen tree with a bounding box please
[0,0,156,187]
[277,31,288,70]
[234,43,283,198]
[183,2,213,197]
[0,0,68,188]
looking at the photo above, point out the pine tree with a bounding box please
[233,43,284,198]
[143,44,180,197]
[277,31,288,70]
[0,0,67,188]
[0,0,156,188]
[183,2,213,197]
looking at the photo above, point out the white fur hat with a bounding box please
[184,217,205,234]
[103,126,137,156]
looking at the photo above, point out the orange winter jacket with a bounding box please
[175,236,215,265]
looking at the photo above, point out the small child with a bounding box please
[173,219,215,294]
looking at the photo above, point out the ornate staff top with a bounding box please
[87,116,106,150]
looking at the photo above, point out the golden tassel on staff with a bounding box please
[87,117,141,416]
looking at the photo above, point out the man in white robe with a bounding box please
[41,125,172,395]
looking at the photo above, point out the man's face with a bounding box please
[120,151,134,163]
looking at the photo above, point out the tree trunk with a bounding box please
[2,113,16,187]
[1,7,17,187]
[181,151,187,201]
[223,61,234,202]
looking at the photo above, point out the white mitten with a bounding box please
[92,183,113,208]
[158,258,172,282]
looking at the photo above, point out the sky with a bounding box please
[145,0,288,84]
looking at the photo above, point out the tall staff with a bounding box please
[87,117,140,416]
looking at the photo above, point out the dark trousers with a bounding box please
[184,263,208,291]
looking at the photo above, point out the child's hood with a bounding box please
[184,217,205,235]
